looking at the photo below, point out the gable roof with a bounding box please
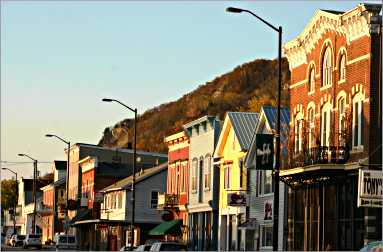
[215,112,259,156]
[228,112,260,150]
[245,106,290,169]
[100,162,167,193]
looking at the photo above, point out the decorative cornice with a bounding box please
[283,4,382,70]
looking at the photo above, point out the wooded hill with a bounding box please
[98,58,290,153]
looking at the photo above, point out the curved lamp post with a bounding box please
[2,167,18,235]
[102,98,137,250]
[45,134,71,234]
[18,153,38,235]
[226,7,282,251]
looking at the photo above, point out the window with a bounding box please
[308,68,315,92]
[308,108,315,148]
[322,46,333,87]
[338,98,346,146]
[224,165,231,189]
[204,155,211,190]
[321,104,331,147]
[260,170,273,195]
[118,191,122,209]
[181,164,186,193]
[339,54,346,81]
[191,158,198,192]
[353,97,364,148]
[261,225,273,248]
[176,165,180,194]
[294,113,303,153]
[239,159,244,189]
[150,191,158,208]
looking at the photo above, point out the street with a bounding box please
[2,245,55,251]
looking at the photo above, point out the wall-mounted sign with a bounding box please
[95,192,103,203]
[358,169,383,208]
[80,197,88,207]
[264,200,273,220]
[256,134,274,170]
[96,223,108,229]
[227,193,247,206]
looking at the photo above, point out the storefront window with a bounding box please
[261,225,273,248]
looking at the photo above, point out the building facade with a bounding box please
[214,112,259,251]
[282,4,382,250]
[245,106,290,251]
[184,116,221,251]
[162,132,189,242]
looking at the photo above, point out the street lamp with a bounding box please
[102,98,137,250]
[45,134,70,234]
[226,7,282,251]
[2,167,18,235]
[18,153,38,235]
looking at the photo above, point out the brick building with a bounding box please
[282,4,381,250]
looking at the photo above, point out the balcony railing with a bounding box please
[289,146,349,168]
[157,193,180,209]
[37,203,53,216]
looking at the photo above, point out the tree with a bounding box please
[1,179,18,210]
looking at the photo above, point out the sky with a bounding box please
[1,0,370,179]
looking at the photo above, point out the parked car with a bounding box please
[54,234,77,250]
[11,234,25,247]
[150,242,187,251]
[120,245,136,251]
[360,241,383,252]
[135,244,152,251]
[23,234,42,249]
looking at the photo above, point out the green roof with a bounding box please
[148,220,182,236]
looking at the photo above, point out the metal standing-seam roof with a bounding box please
[262,106,290,132]
[227,112,260,151]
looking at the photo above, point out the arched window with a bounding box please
[308,107,315,148]
[321,103,332,147]
[338,97,346,146]
[204,154,211,190]
[322,47,333,87]
[294,112,303,153]
[308,68,315,93]
[339,54,346,81]
[353,94,364,148]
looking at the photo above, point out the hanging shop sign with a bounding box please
[357,169,383,208]
[264,200,273,220]
[256,134,274,170]
[227,193,247,206]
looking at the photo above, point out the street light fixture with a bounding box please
[226,7,282,251]
[18,153,38,235]
[102,98,137,250]
[45,133,71,234]
[2,167,18,235]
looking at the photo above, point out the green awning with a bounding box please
[148,220,182,236]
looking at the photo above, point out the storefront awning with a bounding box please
[148,220,182,236]
[69,209,91,225]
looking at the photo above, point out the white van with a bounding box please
[54,234,77,250]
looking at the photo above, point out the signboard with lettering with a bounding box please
[256,134,274,170]
[357,169,383,208]
[227,193,247,206]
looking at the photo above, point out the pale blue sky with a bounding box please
[1,1,368,179]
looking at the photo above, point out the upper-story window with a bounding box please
[118,191,123,209]
[338,97,346,146]
[259,170,273,195]
[321,103,332,147]
[224,165,231,189]
[339,54,346,81]
[308,107,315,148]
[353,95,364,148]
[191,158,198,192]
[308,67,315,93]
[204,155,211,190]
[294,112,303,153]
[181,163,186,193]
[150,191,158,208]
[322,46,333,87]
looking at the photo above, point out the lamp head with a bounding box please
[18,154,25,157]
[226,7,244,13]
[102,98,114,102]
[45,134,54,137]
[1,168,6,170]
